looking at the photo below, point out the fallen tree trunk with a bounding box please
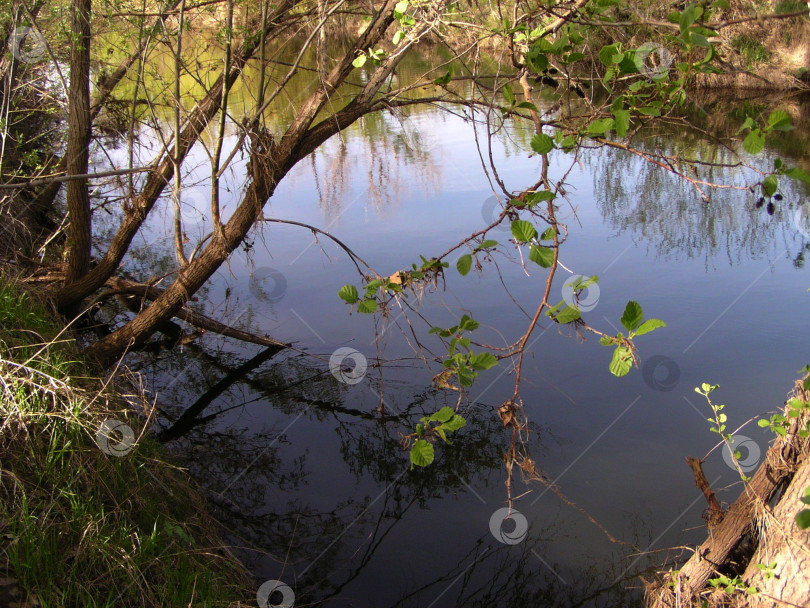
[742,458,810,607]
[647,380,810,608]
[106,277,290,351]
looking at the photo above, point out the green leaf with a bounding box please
[609,346,633,377]
[458,315,480,331]
[410,439,435,467]
[613,109,630,137]
[502,84,516,106]
[531,133,555,155]
[525,190,555,205]
[786,167,810,183]
[393,30,404,45]
[469,352,498,371]
[762,175,778,197]
[540,227,556,241]
[511,220,538,243]
[767,110,793,132]
[457,365,476,386]
[588,118,615,136]
[338,285,359,303]
[352,55,367,68]
[801,486,810,505]
[743,129,765,155]
[529,244,554,267]
[637,106,661,117]
[546,301,581,324]
[394,0,408,13]
[433,68,452,86]
[516,101,538,111]
[476,239,498,250]
[357,299,378,313]
[428,406,455,423]
[598,43,621,66]
[441,414,466,432]
[634,318,666,336]
[456,254,472,276]
[620,300,644,332]
[680,4,702,32]
[796,509,810,529]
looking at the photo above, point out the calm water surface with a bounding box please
[110,77,810,606]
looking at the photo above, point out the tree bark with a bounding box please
[742,458,810,607]
[55,0,299,311]
[63,0,92,298]
[85,0,406,364]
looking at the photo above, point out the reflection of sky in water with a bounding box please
[113,100,810,607]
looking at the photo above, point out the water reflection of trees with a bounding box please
[589,91,810,265]
[590,138,807,266]
[131,341,653,607]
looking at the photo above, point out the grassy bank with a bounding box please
[0,273,252,607]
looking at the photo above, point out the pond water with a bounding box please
[104,52,810,607]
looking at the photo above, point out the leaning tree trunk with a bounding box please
[84,0,406,364]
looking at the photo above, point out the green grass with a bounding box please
[729,35,772,68]
[775,0,809,14]
[0,274,251,607]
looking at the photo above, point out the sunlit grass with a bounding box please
[0,274,251,607]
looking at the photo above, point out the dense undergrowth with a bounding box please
[0,273,251,607]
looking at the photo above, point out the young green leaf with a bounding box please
[338,285,359,303]
[441,414,466,432]
[767,110,792,132]
[786,167,810,183]
[428,406,455,423]
[469,352,498,371]
[529,244,554,267]
[620,300,644,332]
[357,299,378,314]
[456,254,473,276]
[546,301,582,324]
[634,318,666,336]
[511,220,538,243]
[743,129,764,155]
[475,239,498,250]
[609,346,633,377]
[433,68,452,86]
[531,133,555,155]
[502,84,516,106]
[613,109,630,137]
[410,439,435,467]
[588,118,615,136]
